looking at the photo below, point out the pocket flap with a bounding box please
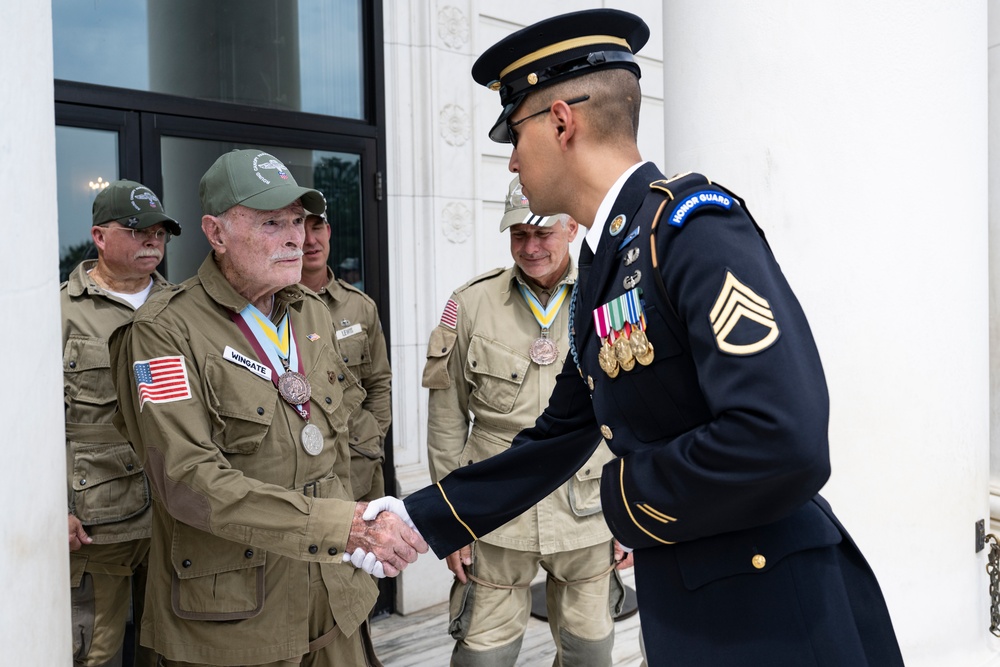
[349,433,384,460]
[467,335,529,383]
[64,336,110,372]
[72,442,143,491]
[423,327,457,389]
[172,523,266,579]
[674,500,842,591]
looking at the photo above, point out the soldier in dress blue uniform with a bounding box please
[393,9,903,666]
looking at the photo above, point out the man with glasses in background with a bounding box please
[62,179,180,666]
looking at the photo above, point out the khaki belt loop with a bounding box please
[308,623,343,653]
[303,481,319,497]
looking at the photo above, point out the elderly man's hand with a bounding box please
[68,514,91,552]
[445,545,473,583]
[346,500,428,577]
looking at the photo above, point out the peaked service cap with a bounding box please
[472,9,649,143]
[92,179,182,235]
[199,149,326,216]
[499,175,564,232]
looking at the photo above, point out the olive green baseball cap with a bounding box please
[92,179,182,235]
[199,149,326,216]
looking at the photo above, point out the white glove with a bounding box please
[342,548,385,579]
[362,495,420,534]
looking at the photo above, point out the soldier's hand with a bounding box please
[613,539,634,570]
[446,545,473,583]
[347,501,428,577]
[68,513,91,552]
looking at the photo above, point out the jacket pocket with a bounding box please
[674,499,842,591]
[422,326,457,389]
[70,441,150,525]
[337,333,372,380]
[170,522,266,621]
[63,336,116,406]
[465,335,529,414]
[204,355,277,455]
[568,444,616,517]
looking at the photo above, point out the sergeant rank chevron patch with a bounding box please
[709,271,780,355]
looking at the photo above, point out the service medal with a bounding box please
[614,336,634,364]
[629,329,651,357]
[530,336,558,365]
[300,423,324,456]
[598,342,619,378]
[278,370,311,406]
[636,342,655,366]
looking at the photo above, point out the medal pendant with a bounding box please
[629,329,650,357]
[598,342,619,377]
[278,370,311,406]
[636,341,655,366]
[613,336,634,365]
[530,337,559,365]
[300,423,324,456]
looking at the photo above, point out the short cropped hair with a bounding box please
[530,68,641,145]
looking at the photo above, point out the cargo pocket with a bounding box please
[423,327,458,389]
[337,333,373,381]
[171,522,266,621]
[448,578,477,641]
[63,336,116,423]
[466,335,529,414]
[204,355,276,455]
[71,441,149,525]
[568,445,615,517]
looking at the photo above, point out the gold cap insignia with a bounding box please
[709,271,780,355]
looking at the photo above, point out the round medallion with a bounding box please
[609,214,626,236]
[751,554,767,570]
[600,425,613,440]
[636,341,655,366]
[529,337,559,365]
[598,342,619,377]
[527,72,538,85]
[619,356,635,372]
[613,336,634,365]
[278,371,311,406]
[629,329,650,357]
[300,423,324,456]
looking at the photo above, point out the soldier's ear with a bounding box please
[201,215,226,253]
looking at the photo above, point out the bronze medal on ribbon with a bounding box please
[636,342,655,366]
[629,329,650,357]
[614,336,634,366]
[598,341,619,378]
[278,370,311,406]
[530,336,559,365]
[300,422,324,456]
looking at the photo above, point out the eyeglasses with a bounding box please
[100,225,172,243]
[506,95,590,148]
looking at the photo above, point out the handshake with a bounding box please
[345,496,428,578]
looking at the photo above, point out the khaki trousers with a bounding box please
[71,538,152,667]
[449,541,616,665]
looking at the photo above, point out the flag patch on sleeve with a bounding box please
[440,298,459,329]
[134,356,192,410]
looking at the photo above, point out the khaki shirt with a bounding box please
[110,255,377,664]
[422,263,613,554]
[61,260,167,544]
[313,271,392,501]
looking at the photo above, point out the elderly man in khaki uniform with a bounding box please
[300,213,391,501]
[63,179,180,667]
[110,149,426,667]
[422,176,620,666]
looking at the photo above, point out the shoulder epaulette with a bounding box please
[132,283,188,323]
[334,278,378,307]
[453,266,507,294]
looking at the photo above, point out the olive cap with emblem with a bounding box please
[199,149,326,216]
[92,179,182,235]
[499,175,564,232]
[472,9,649,143]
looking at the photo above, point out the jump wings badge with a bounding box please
[592,288,654,378]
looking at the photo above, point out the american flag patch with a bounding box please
[134,356,191,410]
[440,298,459,329]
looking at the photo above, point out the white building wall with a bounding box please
[661,2,994,665]
[1,3,73,665]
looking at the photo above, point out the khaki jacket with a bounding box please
[61,260,168,544]
[422,263,613,554]
[314,271,392,501]
[110,255,377,664]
